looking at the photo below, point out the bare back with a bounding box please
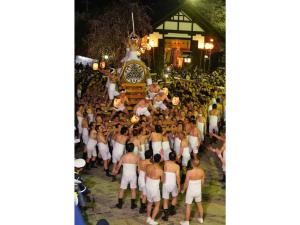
[146,164,163,180]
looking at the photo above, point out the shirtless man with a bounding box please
[76,104,84,139]
[86,128,98,170]
[180,157,205,225]
[138,150,153,213]
[153,91,168,112]
[145,154,164,225]
[197,113,205,142]
[97,128,111,177]
[138,126,149,160]
[150,125,163,158]
[178,132,190,183]
[188,116,201,158]
[130,129,141,156]
[209,104,220,134]
[134,97,156,122]
[100,68,119,105]
[207,130,226,183]
[114,143,139,209]
[81,118,89,157]
[111,126,129,181]
[162,152,181,221]
[111,89,129,119]
[162,130,171,161]
[174,122,183,156]
[148,82,160,100]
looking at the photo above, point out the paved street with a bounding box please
[80,144,225,225]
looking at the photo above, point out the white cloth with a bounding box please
[146,78,152,86]
[162,141,171,161]
[209,115,219,133]
[98,142,111,160]
[82,128,89,145]
[77,116,83,135]
[138,170,146,195]
[136,107,150,117]
[87,113,94,124]
[146,177,161,202]
[133,146,139,155]
[108,83,119,100]
[148,91,157,100]
[120,164,137,189]
[139,144,146,160]
[112,142,125,163]
[162,172,178,199]
[188,135,199,154]
[182,147,191,167]
[86,138,97,158]
[174,137,181,155]
[185,180,202,204]
[114,104,125,112]
[153,101,167,111]
[197,122,205,141]
[152,141,162,156]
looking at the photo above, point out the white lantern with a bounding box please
[131,115,140,124]
[92,62,99,70]
[172,96,180,106]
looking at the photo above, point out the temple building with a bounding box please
[142,1,225,74]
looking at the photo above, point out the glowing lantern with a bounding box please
[172,96,180,106]
[113,98,122,108]
[162,87,169,96]
[131,115,140,124]
[92,62,99,70]
[140,48,145,54]
[100,61,106,69]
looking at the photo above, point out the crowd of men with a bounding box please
[74,66,226,225]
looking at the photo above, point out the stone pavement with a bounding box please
[81,147,225,225]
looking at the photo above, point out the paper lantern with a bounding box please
[113,98,122,108]
[131,115,140,124]
[172,96,180,106]
[92,62,99,70]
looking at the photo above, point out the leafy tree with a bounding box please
[84,0,152,64]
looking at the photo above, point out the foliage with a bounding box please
[189,0,225,36]
[84,0,152,64]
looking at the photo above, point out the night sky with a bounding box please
[75,0,182,24]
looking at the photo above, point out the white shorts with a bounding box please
[120,174,137,189]
[112,142,125,163]
[162,184,178,199]
[136,107,150,117]
[98,143,111,160]
[185,180,202,204]
[182,148,191,167]
[138,171,146,195]
[114,104,125,112]
[82,130,89,145]
[87,139,97,158]
[153,101,167,111]
[146,178,161,203]
[139,144,146,160]
[152,141,162,156]
[209,124,219,134]
[188,136,199,154]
